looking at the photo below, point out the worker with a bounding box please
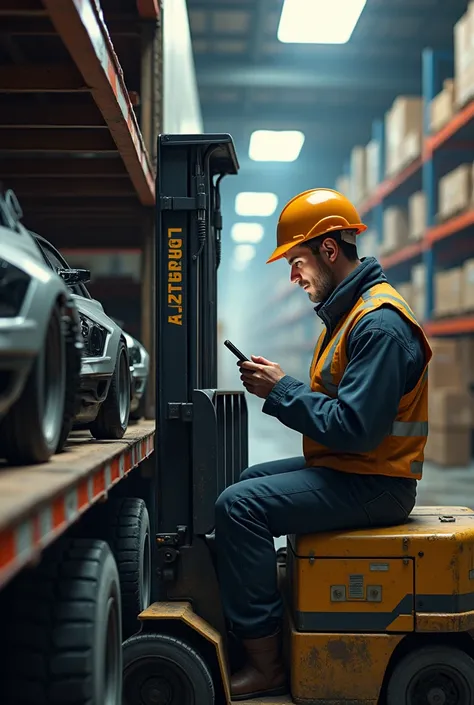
[214,188,432,701]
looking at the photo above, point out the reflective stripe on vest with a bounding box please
[411,461,424,476]
[320,290,421,396]
[391,421,428,437]
[320,300,376,395]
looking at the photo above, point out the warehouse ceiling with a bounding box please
[187,0,469,186]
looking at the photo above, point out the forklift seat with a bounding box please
[290,505,473,556]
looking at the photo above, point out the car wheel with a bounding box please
[0,301,66,464]
[56,301,82,452]
[129,382,147,421]
[90,337,130,440]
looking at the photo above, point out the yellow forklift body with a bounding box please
[140,507,474,704]
[288,506,474,636]
[289,630,403,704]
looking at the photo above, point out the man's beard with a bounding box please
[307,258,336,303]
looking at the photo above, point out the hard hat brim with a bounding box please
[266,223,367,264]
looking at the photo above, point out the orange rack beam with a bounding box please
[43,0,155,206]
[359,157,422,217]
[426,209,474,244]
[424,316,474,336]
[380,240,426,269]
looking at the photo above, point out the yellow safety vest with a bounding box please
[304,282,432,480]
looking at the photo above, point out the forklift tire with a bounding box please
[99,497,152,639]
[387,644,474,704]
[3,538,122,705]
[90,337,130,440]
[123,633,215,705]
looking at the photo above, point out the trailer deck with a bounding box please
[0,421,155,589]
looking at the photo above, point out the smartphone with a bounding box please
[224,339,249,363]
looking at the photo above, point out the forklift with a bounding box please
[122,134,474,704]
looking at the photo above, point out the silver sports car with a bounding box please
[123,332,150,420]
[33,235,131,439]
[0,190,83,464]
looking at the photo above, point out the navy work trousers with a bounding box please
[215,457,417,640]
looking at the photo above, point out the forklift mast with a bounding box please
[154,134,249,621]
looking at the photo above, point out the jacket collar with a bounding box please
[315,257,388,334]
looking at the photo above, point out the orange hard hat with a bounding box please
[267,188,367,264]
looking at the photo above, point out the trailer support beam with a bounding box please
[42,0,155,205]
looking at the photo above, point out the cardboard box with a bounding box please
[365,139,380,195]
[411,263,426,290]
[458,336,474,385]
[429,388,473,429]
[383,207,409,254]
[357,229,379,260]
[438,164,472,221]
[350,145,367,205]
[462,259,474,311]
[397,282,413,308]
[385,96,423,177]
[401,130,422,169]
[430,79,455,133]
[410,263,426,321]
[408,192,426,241]
[411,288,426,322]
[455,8,471,77]
[434,268,463,317]
[424,429,471,467]
[455,3,474,106]
[428,338,465,390]
[335,174,350,198]
[456,63,474,108]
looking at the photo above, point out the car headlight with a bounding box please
[0,258,31,317]
[79,313,107,357]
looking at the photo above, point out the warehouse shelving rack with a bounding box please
[359,48,474,338]
[249,46,474,355]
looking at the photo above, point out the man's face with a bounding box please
[286,245,336,304]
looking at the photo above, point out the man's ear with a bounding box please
[320,237,338,262]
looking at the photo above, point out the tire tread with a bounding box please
[3,538,119,705]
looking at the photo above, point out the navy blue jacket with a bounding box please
[263,257,426,454]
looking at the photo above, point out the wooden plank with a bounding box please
[0,157,128,177]
[0,101,105,128]
[43,0,155,205]
[0,65,87,92]
[7,176,137,198]
[0,128,117,151]
[0,14,140,36]
[0,0,46,16]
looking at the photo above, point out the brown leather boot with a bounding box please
[230,631,287,701]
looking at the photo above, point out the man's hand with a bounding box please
[239,355,286,399]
